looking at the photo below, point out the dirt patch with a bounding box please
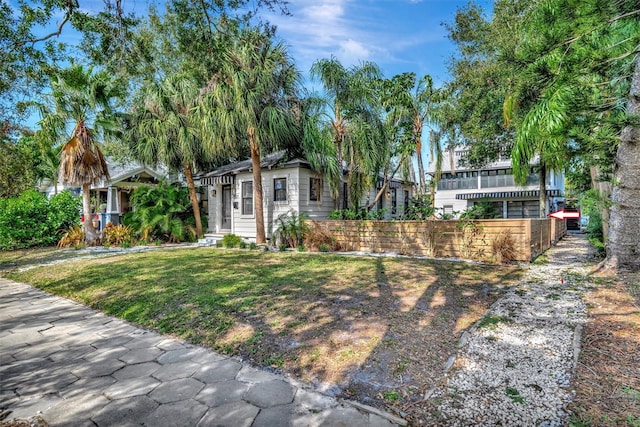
[224,258,520,418]
[569,271,640,425]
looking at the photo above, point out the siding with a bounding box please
[298,169,334,219]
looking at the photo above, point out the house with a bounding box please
[197,152,412,241]
[39,160,167,230]
[427,148,565,218]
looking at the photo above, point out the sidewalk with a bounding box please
[0,278,404,427]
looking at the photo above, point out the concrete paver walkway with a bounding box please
[0,278,403,426]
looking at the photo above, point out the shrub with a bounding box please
[304,222,340,252]
[221,234,242,248]
[58,224,85,249]
[491,232,517,263]
[239,241,247,249]
[102,223,134,247]
[0,189,81,250]
[123,182,202,243]
[273,212,309,248]
[404,194,436,220]
[249,242,258,250]
[460,198,501,220]
[329,208,386,220]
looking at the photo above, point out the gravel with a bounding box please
[423,234,591,426]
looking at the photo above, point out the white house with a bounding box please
[197,152,412,241]
[427,148,565,218]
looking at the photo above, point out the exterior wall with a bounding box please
[205,164,413,239]
[429,149,565,218]
[363,186,412,219]
[297,168,334,220]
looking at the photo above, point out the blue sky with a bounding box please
[267,0,493,86]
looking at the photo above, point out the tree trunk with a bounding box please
[82,183,98,244]
[249,129,266,244]
[415,116,426,192]
[539,163,547,218]
[590,165,612,241]
[606,53,640,272]
[184,163,203,239]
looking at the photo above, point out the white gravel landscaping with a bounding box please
[426,235,591,426]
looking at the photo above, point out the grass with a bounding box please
[2,246,521,416]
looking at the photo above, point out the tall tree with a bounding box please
[308,57,383,209]
[127,74,208,238]
[199,29,301,244]
[36,65,123,243]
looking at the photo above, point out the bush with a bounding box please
[491,232,517,263]
[58,224,85,249]
[123,182,203,243]
[221,234,242,248]
[0,190,81,250]
[460,198,501,220]
[304,222,340,252]
[102,223,134,247]
[329,208,386,220]
[404,194,436,220]
[273,212,309,248]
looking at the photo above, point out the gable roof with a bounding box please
[198,151,309,185]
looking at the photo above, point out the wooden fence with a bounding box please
[311,218,566,262]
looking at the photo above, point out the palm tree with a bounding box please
[36,65,121,244]
[128,74,206,238]
[199,30,301,244]
[308,57,382,210]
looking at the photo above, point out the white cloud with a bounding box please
[338,39,371,63]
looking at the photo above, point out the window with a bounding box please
[309,178,321,201]
[404,190,410,213]
[343,182,349,209]
[241,181,253,215]
[391,188,397,215]
[274,178,287,201]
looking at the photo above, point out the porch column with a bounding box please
[105,186,120,226]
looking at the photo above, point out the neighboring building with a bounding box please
[427,148,565,218]
[39,160,167,229]
[197,152,412,241]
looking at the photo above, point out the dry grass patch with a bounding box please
[4,248,520,417]
[569,272,640,426]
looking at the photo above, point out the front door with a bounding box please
[221,185,232,230]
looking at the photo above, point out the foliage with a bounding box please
[126,73,209,238]
[58,225,85,249]
[460,199,501,220]
[403,194,436,220]
[198,28,301,244]
[221,234,242,248]
[491,232,517,264]
[329,208,386,220]
[272,212,309,248]
[305,57,385,209]
[0,190,80,250]
[123,182,200,243]
[0,138,37,198]
[304,223,340,252]
[102,223,134,247]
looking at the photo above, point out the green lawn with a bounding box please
[3,247,521,412]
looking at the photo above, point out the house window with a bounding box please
[309,177,321,202]
[343,182,349,209]
[404,190,410,213]
[242,181,253,215]
[274,178,287,201]
[391,188,397,215]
